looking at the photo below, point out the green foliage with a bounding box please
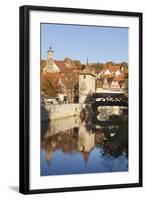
[81,64,86,70]
[90,62,104,70]
[105,61,116,66]
[74,60,82,69]
[74,60,86,70]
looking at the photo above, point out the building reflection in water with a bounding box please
[41,106,128,176]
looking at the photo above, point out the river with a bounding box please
[41,106,128,176]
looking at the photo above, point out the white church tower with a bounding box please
[43,47,60,73]
[47,46,54,63]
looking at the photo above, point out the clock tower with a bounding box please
[43,47,60,73]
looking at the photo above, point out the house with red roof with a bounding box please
[41,47,79,102]
[103,65,122,77]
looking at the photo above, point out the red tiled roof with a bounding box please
[104,74,113,78]
[114,75,124,81]
[54,60,76,73]
[108,65,121,72]
[64,58,77,69]
[41,68,78,90]
[54,60,67,72]
[42,57,79,90]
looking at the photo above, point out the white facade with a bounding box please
[79,74,95,103]
[104,69,111,75]
[110,80,121,90]
[103,78,110,89]
[115,70,122,77]
[96,87,104,93]
[47,49,54,60]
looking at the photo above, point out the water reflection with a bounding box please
[41,106,128,176]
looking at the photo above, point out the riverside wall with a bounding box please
[41,103,93,121]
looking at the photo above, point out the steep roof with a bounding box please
[54,58,77,73]
[80,65,96,77]
[108,65,121,72]
[64,58,78,69]
[54,60,67,73]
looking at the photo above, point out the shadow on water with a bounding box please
[81,93,128,159]
[41,105,50,140]
[81,109,128,159]
[99,114,128,159]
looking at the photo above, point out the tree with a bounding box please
[40,60,46,73]
[90,62,104,70]
[74,60,82,69]
[105,61,116,67]
[120,62,128,69]
[81,64,86,70]
[41,74,62,97]
[74,60,86,70]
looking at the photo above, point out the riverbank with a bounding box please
[41,103,93,121]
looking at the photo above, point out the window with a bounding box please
[84,75,86,79]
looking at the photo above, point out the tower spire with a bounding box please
[47,46,54,61]
[87,57,89,65]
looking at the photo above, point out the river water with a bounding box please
[41,106,128,176]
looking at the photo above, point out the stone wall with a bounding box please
[41,103,93,121]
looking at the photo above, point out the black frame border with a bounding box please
[19,5,143,194]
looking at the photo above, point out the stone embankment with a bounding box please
[41,103,93,121]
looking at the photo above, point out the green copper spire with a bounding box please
[47,46,54,53]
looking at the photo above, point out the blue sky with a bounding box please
[41,23,128,64]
